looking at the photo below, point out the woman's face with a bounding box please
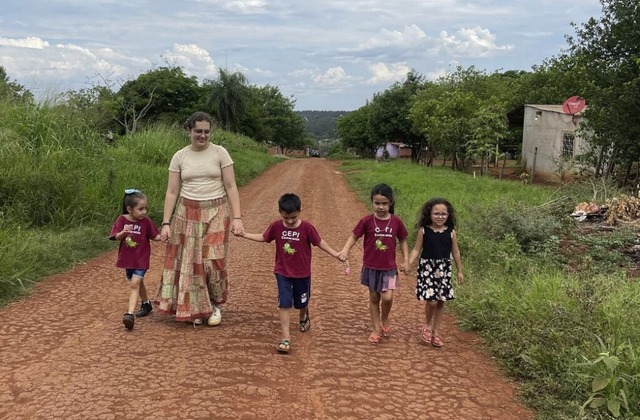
[189,120,212,150]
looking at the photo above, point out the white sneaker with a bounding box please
[207,305,222,326]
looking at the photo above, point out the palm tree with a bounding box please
[206,69,249,132]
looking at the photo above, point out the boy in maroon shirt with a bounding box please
[240,193,344,353]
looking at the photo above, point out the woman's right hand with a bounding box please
[161,224,171,241]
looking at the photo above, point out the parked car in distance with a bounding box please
[310,149,321,157]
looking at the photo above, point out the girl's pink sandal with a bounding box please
[368,332,381,345]
[381,324,391,338]
[421,327,432,344]
[431,335,444,348]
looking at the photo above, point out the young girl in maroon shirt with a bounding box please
[110,189,162,330]
[339,184,409,345]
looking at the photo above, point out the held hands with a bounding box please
[231,218,244,236]
[160,224,171,242]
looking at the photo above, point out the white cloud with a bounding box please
[436,26,513,57]
[313,67,349,86]
[161,44,217,78]
[0,36,49,49]
[226,0,266,12]
[366,62,411,85]
[357,24,427,50]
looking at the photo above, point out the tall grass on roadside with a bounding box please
[338,159,640,420]
[0,100,280,305]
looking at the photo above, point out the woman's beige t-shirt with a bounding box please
[169,143,234,200]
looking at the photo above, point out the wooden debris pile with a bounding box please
[605,195,640,226]
[570,195,640,226]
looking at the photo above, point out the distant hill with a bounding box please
[297,110,350,139]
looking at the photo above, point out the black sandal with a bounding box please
[299,309,310,332]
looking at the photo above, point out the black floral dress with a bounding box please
[416,225,455,301]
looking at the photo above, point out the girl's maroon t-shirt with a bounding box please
[352,214,408,270]
[109,215,159,269]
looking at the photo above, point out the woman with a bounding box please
[154,111,244,326]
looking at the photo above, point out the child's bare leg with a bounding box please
[380,290,394,329]
[369,290,381,334]
[127,277,142,314]
[431,301,445,336]
[279,307,292,340]
[425,301,436,330]
[138,280,149,302]
[299,307,308,322]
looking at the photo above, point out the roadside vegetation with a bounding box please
[341,158,640,420]
[0,100,280,306]
[1,1,638,418]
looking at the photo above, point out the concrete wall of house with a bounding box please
[522,106,587,180]
[376,143,400,158]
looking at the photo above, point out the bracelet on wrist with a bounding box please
[233,217,242,220]
[162,222,171,226]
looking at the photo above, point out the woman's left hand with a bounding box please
[231,218,244,236]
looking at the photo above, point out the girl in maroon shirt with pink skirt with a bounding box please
[338,184,409,345]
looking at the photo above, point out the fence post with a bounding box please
[531,147,538,183]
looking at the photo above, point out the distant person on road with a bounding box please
[154,111,244,327]
[406,197,463,348]
[239,193,344,353]
[338,183,409,345]
[110,189,162,330]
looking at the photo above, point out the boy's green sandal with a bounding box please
[277,339,291,353]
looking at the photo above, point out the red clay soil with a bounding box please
[0,159,533,420]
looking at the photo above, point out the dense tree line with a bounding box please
[337,0,640,183]
[1,66,308,153]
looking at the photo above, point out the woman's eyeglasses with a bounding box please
[193,129,211,135]
[431,212,449,217]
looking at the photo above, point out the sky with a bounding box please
[1,0,603,111]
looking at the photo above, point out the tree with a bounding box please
[246,85,307,152]
[367,70,427,161]
[113,66,201,134]
[204,69,250,132]
[336,105,377,158]
[410,66,508,171]
[564,0,640,182]
[0,66,33,103]
[59,85,118,134]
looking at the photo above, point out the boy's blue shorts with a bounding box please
[125,269,147,281]
[275,274,311,309]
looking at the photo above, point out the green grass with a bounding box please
[0,101,280,303]
[338,159,640,420]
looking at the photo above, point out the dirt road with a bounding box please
[0,159,532,419]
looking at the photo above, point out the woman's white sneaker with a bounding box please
[207,305,222,326]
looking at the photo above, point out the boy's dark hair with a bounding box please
[122,190,146,214]
[278,193,301,213]
[370,183,395,214]
[417,197,456,229]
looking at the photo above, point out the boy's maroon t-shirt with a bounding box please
[109,215,159,269]
[263,220,322,278]
[352,214,408,270]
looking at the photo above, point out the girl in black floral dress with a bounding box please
[407,198,463,348]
